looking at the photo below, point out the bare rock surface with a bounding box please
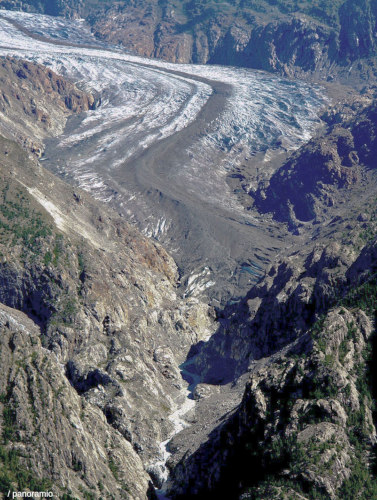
[0,56,95,155]
[168,278,377,499]
[160,94,377,499]
[0,303,152,499]
[255,93,377,230]
[2,6,377,500]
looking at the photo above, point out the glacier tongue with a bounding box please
[0,10,327,302]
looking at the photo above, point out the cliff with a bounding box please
[2,6,377,499]
[166,198,377,499]
[170,287,377,499]
[255,89,377,230]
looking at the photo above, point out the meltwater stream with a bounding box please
[0,10,327,303]
[154,358,202,498]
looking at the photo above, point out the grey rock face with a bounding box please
[339,0,377,60]
[188,238,358,385]
[0,303,153,499]
[255,95,377,229]
[2,9,377,500]
[162,94,377,498]
[0,132,214,472]
[168,244,377,498]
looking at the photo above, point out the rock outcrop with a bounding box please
[0,56,95,156]
[170,299,377,499]
[2,6,377,499]
[0,303,152,499]
[0,133,215,496]
[161,94,377,498]
[166,193,377,499]
[254,93,377,230]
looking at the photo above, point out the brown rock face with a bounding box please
[0,0,84,18]
[0,56,95,155]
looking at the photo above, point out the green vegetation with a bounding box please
[0,183,85,328]
[339,273,377,316]
[52,234,64,266]
[48,291,79,327]
[62,494,79,500]
[1,390,18,445]
[0,182,51,255]
[309,377,338,400]
[244,477,329,500]
[244,420,348,497]
[0,179,73,275]
[108,457,119,481]
[339,460,377,499]
[0,445,53,495]
[78,486,95,500]
[241,267,377,499]
[178,0,349,33]
[2,405,17,444]
[0,172,86,355]
[77,251,85,273]
[313,278,377,497]
[26,370,39,436]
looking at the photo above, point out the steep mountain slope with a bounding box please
[4,0,377,83]
[170,282,377,499]
[0,304,152,499]
[0,57,214,498]
[2,6,377,500]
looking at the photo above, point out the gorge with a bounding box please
[1,2,377,500]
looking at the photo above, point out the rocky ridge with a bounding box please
[2,5,377,500]
[255,89,377,230]
[0,303,152,499]
[165,211,377,499]
[170,295,377,499]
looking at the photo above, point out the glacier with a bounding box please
[0,10,327,302]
